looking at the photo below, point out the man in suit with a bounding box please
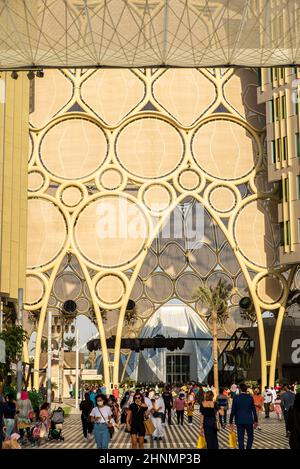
[230,382,258,449]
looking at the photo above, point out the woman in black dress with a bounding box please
[126,392,148,449]
[200,391,219,449]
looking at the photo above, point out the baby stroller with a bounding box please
[48,407,65,441]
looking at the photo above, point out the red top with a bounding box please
[175,397,185,411]
[112,388,120,398]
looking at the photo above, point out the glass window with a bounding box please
[275,97,280,120]
[294,98,299,116]
[286,220,291,245]
[283,136,288,160]
[284,178,289,202]
[278,180,283,201]
[279,222,284,246]
[281,95,286,118]
[298,219,300,243]
[295,133,300,157]
[166,354,190,384]
[297,175,300,199]
[277,138,281,162]
[271,140,276,163]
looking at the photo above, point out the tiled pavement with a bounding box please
[32,409,289,450]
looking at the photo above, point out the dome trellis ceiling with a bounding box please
[0,0,300,70]
[25,65,295,392]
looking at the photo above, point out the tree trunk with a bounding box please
[212,311,219,395]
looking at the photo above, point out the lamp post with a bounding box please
[47,310,52,404]
[75,328,79,409]
[16,288,23,399]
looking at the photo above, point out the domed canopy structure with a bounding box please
[0,0,299,70]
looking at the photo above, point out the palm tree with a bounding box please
[64,336,76,352]
[195,279,233,395]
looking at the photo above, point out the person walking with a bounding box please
[80,392,94,441]
[151,395,164,440]
[186,389,195,425]
[229,383,258,449]
[90,394,112,449]
[162,386,173,425]
[126,392,148,449]
[287,393,300,449]
[112,385,120,401]
[263,386,273,418]
[199,391,219,449]
[281,385,296,437]
[253,388,264,430]
[3,393,16,438]
[16,390,33,444]
[174,392,186,426]
[216,388,229,428]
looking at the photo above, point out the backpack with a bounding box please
[163,393,172,407]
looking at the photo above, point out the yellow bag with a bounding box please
[197,435,207,449]
[229,431,237,449]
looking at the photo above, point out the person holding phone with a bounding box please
[90,394,112,449]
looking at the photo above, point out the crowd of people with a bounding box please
[1,380,300,449]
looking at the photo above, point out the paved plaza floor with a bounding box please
[33,408,289,450]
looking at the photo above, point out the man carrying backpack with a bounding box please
[162,386,173,425]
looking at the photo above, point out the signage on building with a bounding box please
[0,339,5,363]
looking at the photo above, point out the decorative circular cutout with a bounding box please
[130,276,143,301]
[96,274,125,305]
[256,274,284,304]
[192,119,257,180]
[48,296,57,307]
[209,185,237,213]
[178,169,201,191]
[145,273,174,303]
[141,183,172,213]
[175,273,202,303]
[28,171,45,192]
[136,298,154,319]
[116,118,184,179]
[27,198,67,268]
[40,119,108,180]
[75,195,148,268]
[76,297,90,313]
[99,168,124,190]
[53,273,82,302]
[61,186,84,207]
[25,275,45,305]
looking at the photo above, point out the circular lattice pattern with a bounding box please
[25,275,45,305]
[115,117,184,180]
[96,274,126,305]
[175,272,202,302]
[60,185,84,207]
[76,297,90,314]
[27,198,67,269]
[234,200,277,268]
[74,195,149,268]
[28,170,46,192]
[256,274,284,304]
[192,119,257,180]
[99,167,124,190]
[53,272,82,302]
[141,183,172,214]
[40,118,108,180]
[136,298,154,319]
[206,271,234,289]
[145,273,174,303]
[48,296,57,307]
[178,169,202,191]
[208,185,237,213]
[129,276,143,301]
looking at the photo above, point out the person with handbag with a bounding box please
[90,394,113,449]
[80,392,94,441]
[199,390,219,449]
[126,392,148,449]
[3,393,16,438]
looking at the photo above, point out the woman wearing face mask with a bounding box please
[151,394,165,440]
[90,394,112,449]
[174,392,186,426]
[126,392,148,449]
